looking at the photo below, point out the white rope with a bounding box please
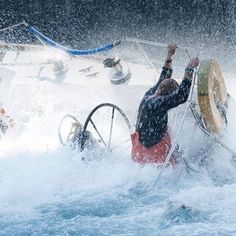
[0,61,55,67]
[136,42,159,83]
[126,37,167,47]
[0,21,27,33]
[125,37,197,57]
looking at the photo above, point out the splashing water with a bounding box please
[0,49,236,236]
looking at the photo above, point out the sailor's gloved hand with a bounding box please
[167,43,177,58]
[187,57,200,68]
[184,57,200,79]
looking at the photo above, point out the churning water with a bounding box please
[0,50,236,236]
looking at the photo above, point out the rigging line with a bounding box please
[0,61,54,67]
[182,157,200,173]
[185,49,192,60]
[125,38,198,56]
[190,105,236,157]
[180,121,201,174]
[0,21,26,33]
[136,42,159,81]
[152,69,197,188]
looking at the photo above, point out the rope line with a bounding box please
[0,21,26,33]
[0,21,120,55]
[26,25,120,55]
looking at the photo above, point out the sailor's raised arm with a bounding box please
[183,57,200,82]
[145,57,199,112]
[157,57,200,110]
[144,43,177,97]
[163,43,176,70]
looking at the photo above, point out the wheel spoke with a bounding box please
[77,103,132,152]
[89,118,107,147]
[108,107,115,150]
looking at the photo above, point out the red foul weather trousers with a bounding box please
[131,131,175,165]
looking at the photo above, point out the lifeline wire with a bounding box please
[190,105,236,158]
[125,38,197,57]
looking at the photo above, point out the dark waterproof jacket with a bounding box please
[135,67,192,148]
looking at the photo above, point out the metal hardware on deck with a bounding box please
[103,57,131,85]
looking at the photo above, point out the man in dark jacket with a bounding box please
[131,43,199,164]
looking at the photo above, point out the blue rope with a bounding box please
[26,26,119,55]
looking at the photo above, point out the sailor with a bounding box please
[131,43,199,165]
